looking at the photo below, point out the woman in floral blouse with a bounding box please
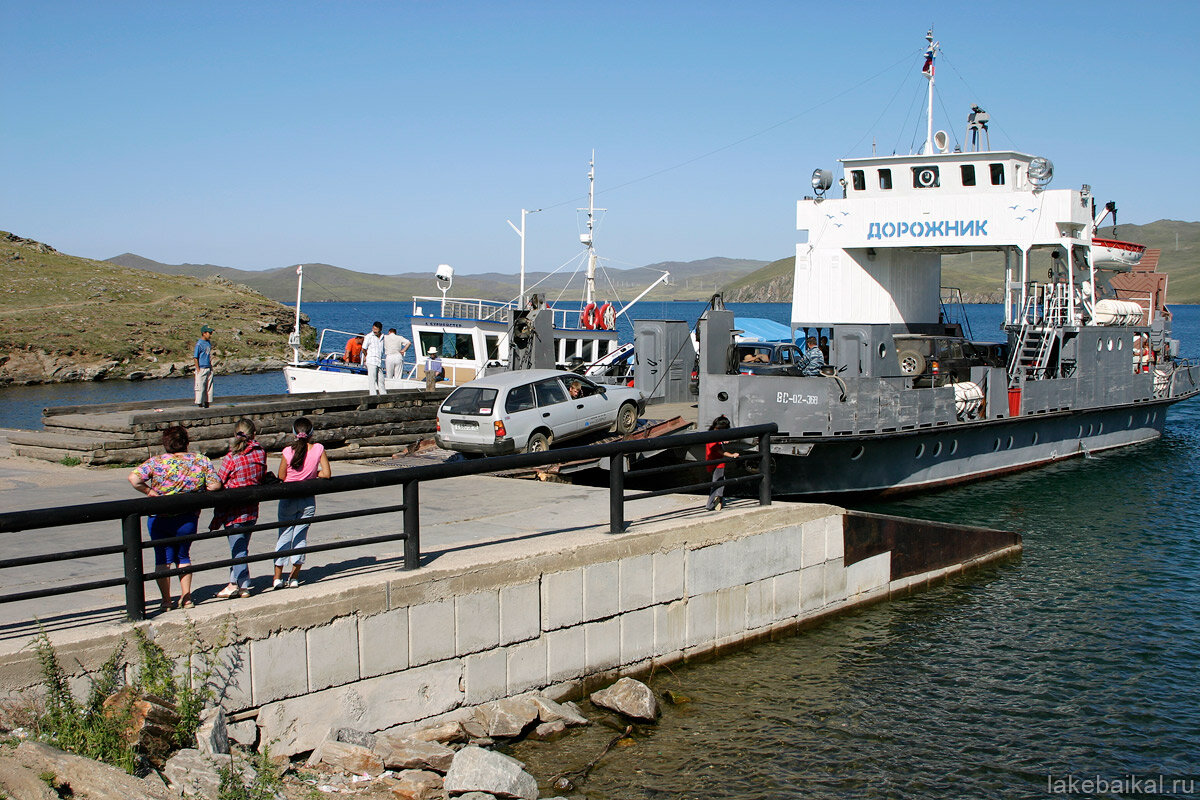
[128,425,221,612]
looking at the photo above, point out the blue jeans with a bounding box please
[276,496,315,567]
[225,522,253,588]
[706,466,726,510]
[148,512,198,566]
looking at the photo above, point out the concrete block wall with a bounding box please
[0,503,1020,757]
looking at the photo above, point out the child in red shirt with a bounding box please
[705,416,740,512]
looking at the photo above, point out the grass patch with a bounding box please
[28,620,231,774]
[216,745,283,800]
[57,456,81,467]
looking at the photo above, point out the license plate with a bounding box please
[452,419,479,430]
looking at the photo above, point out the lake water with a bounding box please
[4,301,1199,797]
[0,300,791,430]
[500,306,1200,798]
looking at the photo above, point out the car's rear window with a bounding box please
[441,386,499,416]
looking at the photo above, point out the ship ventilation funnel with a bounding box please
[933,130,949,153]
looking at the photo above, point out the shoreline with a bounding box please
[0,356,287,388]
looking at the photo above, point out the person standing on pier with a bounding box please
[384,327,411,379]
[128,425,222,612]
[274,416,331,589]
[193,325,215,408]
[363,321,386,395]
[211,418,268,599]
[704,416,739,512]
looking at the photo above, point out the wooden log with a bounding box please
[102,687,180,756]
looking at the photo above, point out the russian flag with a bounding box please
[922,46,935,78]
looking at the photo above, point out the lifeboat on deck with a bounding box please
[1091,237,1146,268]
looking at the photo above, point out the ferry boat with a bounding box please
[283,158,667,394]
[694,31,1199,497]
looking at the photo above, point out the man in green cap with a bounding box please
[194,325,215,408]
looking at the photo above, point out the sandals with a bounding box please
[216,584,239,600]
[180,596,195,609]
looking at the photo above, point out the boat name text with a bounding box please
[777,392,819,405]
[867,219,989,240]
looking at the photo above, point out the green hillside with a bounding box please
[721,220,1200,304]
[106,254,767,304]
[1,233,308,385]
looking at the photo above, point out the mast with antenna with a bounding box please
[922,27,939,155]
[578,152,605,306]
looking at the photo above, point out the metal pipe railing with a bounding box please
[0,423,776,621]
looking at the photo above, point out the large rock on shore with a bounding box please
[443,746,538,800]
[0,741,171,800]
[590,677,659,721]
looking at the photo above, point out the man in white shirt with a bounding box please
[363,321,386,395]
[383,327,411,379]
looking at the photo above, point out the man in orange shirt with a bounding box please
[344,335,364,364]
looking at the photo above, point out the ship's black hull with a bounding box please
[760,395,1195,499]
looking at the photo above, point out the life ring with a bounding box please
[580,302,597,330]
[598,302,615,330]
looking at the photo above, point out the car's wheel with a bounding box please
[614,402,639,435]
[897,349,926,376]
[525,431,551,453]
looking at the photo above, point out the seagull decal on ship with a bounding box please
[1008,204,1019,210]
[833,223,843,228]
[1016,215,1027,221]
[1026,208,1038,213]
[825,214,835,219]
[841,211,850,216]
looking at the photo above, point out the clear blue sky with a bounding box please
[3,0,1197,277]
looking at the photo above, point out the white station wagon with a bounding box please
[435,369,645,455]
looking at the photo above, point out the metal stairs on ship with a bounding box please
[1009,284,1070,383]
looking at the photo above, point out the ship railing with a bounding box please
[939,287,974,339]
[0,423,776,624]
[412,295,513,322]
[299,328,373,364]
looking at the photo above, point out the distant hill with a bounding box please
[721,220,1200,304]
[1,233,306,385]
[106,254,768,304]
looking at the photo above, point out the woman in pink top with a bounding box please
[274,417,332,589]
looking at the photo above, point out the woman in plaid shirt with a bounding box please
[211,419,268,598]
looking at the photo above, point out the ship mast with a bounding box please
[578,153,605,306]
[922,28,939,155]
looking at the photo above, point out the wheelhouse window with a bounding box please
[990,163,1006,185]
[960,164,976,186]
[419,332,476,360]
[878,169,893,190]
[851,170,865,191]
[485,334,502,361]
[912,166,940,188]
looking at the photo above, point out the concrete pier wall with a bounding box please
[0,502,1020,756]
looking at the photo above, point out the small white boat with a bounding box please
[1090,237,1146,268]
[283,158,668,394]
